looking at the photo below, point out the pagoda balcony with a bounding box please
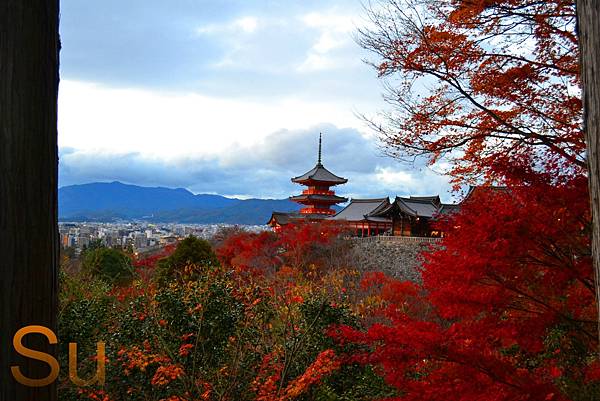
[302,188,335,196]
[299,207,336,215]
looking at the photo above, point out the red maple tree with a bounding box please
[216,221,346,275]
[358,0,584,185]
[330,2,595,397]
[331,169,598,400]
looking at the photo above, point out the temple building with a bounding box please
[268,134,348,230]
[329,198,392,236]
[289,134,347,216]
[268,134,459,237]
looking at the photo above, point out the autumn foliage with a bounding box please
[330,171,598,400]
[58,221,392,401]
[359,0,584,184]
[56,1,594,400]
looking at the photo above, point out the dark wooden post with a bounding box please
[577,0,600,344]
[0,1,60,400]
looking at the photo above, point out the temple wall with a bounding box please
[348,237,440,282]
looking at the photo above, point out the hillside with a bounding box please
[59,181,305,225]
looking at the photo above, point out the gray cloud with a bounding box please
[59,124,455,201]
[59,0,381,105]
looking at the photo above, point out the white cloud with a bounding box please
[58,80,365,159]
[196,16,260,35]
[59,123,454,200]
[313,31,343,53]
[234,16,259,33]
[56,2,456,200]
[375,167,415,187]
[296,11,358,73]
[296,54,337,72]
[301,12,355,33]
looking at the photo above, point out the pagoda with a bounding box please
[289,133,347,216]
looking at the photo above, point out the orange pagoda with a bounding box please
[289,133,347,215]
[268,134,347,229]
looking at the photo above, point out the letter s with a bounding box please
[11,325,60,387]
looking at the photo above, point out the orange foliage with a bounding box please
[360,0,583,185]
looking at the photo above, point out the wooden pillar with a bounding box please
[578,0,600,345]
[0,1,60,400]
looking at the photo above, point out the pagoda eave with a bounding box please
[289,194,347,204]
[291,178,347,186]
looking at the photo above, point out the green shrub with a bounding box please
[81,246,134,285]
[155,236,219,285]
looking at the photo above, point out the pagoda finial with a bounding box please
[318,133,322,165]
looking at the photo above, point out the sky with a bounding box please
[58,0,454,201]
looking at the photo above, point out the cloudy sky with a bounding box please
[58,0,454,200]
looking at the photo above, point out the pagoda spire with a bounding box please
[317,133,322,165]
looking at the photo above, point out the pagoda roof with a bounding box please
[330,198,390,222]
[289,193,347,203]
[291,163,348,185]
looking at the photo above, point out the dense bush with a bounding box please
[81,246,134,285]
[58,226,392,401]
[155,236,220,285]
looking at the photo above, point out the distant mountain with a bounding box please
[58,181,307,225]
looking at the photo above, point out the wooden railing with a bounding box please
[348,235,442,244]
[299,208,336,215]
[302,188,335,196]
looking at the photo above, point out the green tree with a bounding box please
[156,236,219,285]
[82,247,134,285]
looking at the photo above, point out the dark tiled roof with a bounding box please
[267,211,330,226]
[397,197,438,218]
[409,195,441,207]
[289,194,348,203]
[330,198,390,221]
[267,211,302,226]
[291,163,347,185]
[370,196,459,219]
[271,194,460,226]
[365,216,393,223]
[463,185,508,202]
[438,203,461,215]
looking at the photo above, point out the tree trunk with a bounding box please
[578,0,600,345]
[0,1,60,400]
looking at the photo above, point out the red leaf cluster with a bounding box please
[332,173,597,400]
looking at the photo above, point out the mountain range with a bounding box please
[59,181,318,225]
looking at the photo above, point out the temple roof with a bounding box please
[438,203,461,215]
[464,185,508,201]
[397,197,439,218]
[289,193,348,203]
[370,196,458,219]
[291,163,347,185]
[267,211,329,226]
[409,195,441,207]
[330,198,390,221]
[267,211,302,226]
